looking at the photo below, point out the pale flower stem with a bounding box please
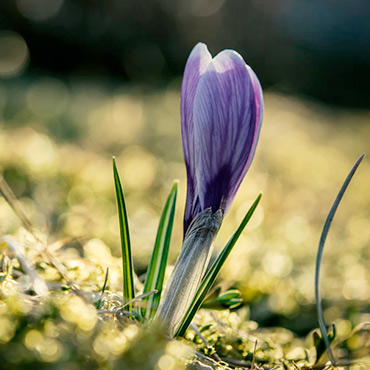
[155,208,222,336]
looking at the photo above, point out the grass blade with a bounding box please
[113,157,135,312]
[96,268,109,309]
[315,154,364,365]
[175,193,262,337]
[142,181,178,320]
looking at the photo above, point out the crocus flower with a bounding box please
[181,42,263,234]
[155,43,263,336]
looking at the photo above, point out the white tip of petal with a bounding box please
[187,42,213,75]
[191,42,210,57]
[207,49,247,74]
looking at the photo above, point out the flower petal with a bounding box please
[192,50,263,214]
[181,42,212,232]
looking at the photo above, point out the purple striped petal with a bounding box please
[181,43,212,232]
[222,64,264,207]
[181,44,264,234]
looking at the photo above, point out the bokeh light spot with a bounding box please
[156,354,176,370]
[87,95,144,147]
[0,31,29,78]
[285,216,311,244]
[26,78,69,118]
[119,147,157,191]
[190,0,226,17]
[17,0,64,22]
[22,132,56,172]
[263,252,293,278]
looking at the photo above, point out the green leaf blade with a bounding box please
[315,154,364,365]
[175,193,262,337]
[142,181,178,320]
[113,157,135,312]
[201,289,243,310]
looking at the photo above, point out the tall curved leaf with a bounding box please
[113,157,135,312]
[142,181,178,320]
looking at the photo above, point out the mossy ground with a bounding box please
[0,228,368,369]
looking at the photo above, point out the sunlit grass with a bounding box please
[0,78,369,367]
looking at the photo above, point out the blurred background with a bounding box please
[0,0,369,338]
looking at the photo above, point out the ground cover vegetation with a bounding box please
[0,77,369,369]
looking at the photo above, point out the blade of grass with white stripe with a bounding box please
[142,181,178,320]
[113,157,135,312]
[175,193,262,337]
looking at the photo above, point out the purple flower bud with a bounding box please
[181,42,264,234]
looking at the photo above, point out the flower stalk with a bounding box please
[155,208,222,336]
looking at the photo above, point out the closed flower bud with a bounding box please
[181,42,263,233]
